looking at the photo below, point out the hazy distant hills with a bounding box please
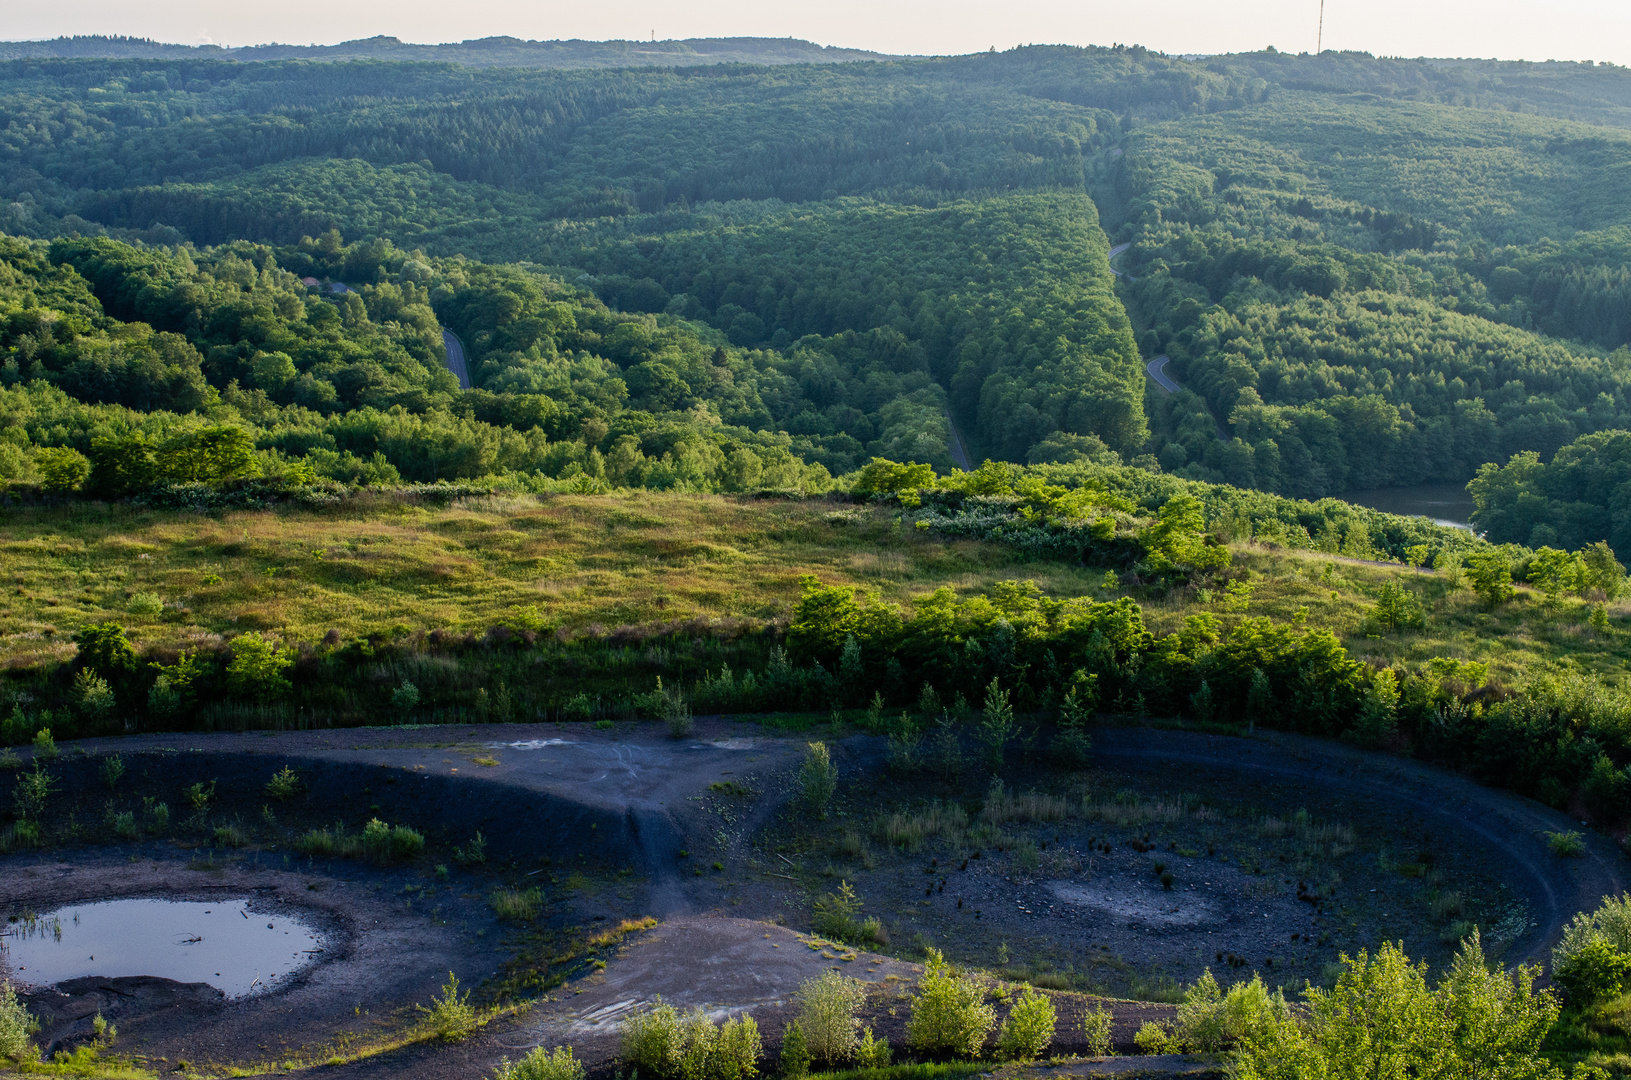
[0,34,897,67]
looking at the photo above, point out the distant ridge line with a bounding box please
[0,34,902,68]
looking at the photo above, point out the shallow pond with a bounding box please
[1338,482,1477,530]
[0,898,322,998]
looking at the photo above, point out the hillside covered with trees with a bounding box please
[1,45,1631,528]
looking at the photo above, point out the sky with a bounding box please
[8,0,1630,66]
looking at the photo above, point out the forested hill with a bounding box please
[4,45,1631,537]
[0,35,894,68]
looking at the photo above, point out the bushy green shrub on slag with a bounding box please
[0,980,36,1060]
[619,999,760,1080]
[795,970,866,1065]
[995,988,1056,1060]
[496,1045,584,1080]
[1174,969,1289,1052]
[798,742,838,818]
[906,948,996,1058]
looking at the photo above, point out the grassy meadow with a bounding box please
[0,492,1104,670]
[1,490,1627,694]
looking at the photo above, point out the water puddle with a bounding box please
[1,898,323,998]
[498,739,575,750]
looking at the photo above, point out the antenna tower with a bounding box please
[1317,0,1326,53]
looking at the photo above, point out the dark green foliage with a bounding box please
[1555,939,1631,1004]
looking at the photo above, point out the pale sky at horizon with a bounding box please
[7,0,1629,67]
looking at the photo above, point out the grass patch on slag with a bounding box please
[812,1063,990,1080]
[490,887,544,922]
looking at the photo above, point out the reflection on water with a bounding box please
[1338,482,1477,531]
[0,898,321,998]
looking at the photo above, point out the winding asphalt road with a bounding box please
[324,282,471,390]
[441,328,472,390]
[1109,243,1227,439]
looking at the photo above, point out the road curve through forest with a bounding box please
[1109,243,1227,439]
[441,328,472,389]
[327,282,471,389]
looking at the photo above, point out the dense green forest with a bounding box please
[2,45,1631,534]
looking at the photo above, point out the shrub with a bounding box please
[265,767,302,801]
[664,691,695,740]
[812,881,885,945]
[1133,1021,1170,1055]
[226,632,294,698]
[1554,938,1631,1002]
[148,675,183,717]
[72,623,137,682]
[454,831,488,865]
[563,693,595,722]
[622,999,685,1074]
[1466,551,1516,606]
[495,1046,584,1080]
[127,592,164,617]
[798,742,838,819]
[112,811,137,839]
[185,780,216,814]
[995,988,1056,1060]
[213,823,248,847]
[36,446,90,492]
[392,681,421,710]
[99,755,124,790]
[1234,935,1560,1080]
[620,1000,760,1080]
[1081,1006,1113,1057]
[72,670,115,722]
[0,979,36,1060]
[779,1021,810,1080]
[1369,581,1426,632]
[1547,830,1585,856]
[977,679,1015,768]
[796,971,866,1065]
[490,888,543,922]
[1052,676,1095,769]
[1556,895,1631,1002]
[73,668,116,727]
[638,677,693,737]
[1174,970,1289,1052]
[907,948,996,1058]
[30,728,57,760]
[418,972,479,1042]
[711,1014,763,1080]
[854,1028,891,1069]
[146,799,170,833]
[13,764,55,821]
